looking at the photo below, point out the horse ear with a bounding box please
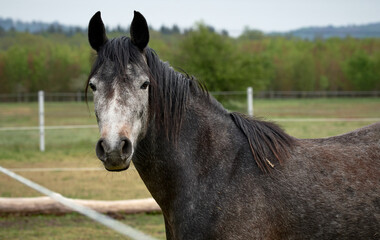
[130,11,150,51]
[88,11,108,51]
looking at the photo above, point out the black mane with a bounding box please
[86,36,294,172]
[231,113,295,173]
[145,46,204,140]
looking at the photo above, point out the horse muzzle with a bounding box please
[95,137,132,171]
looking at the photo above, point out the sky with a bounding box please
[1,0,380,36]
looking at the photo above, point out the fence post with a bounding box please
[247,87,253,117]
[38,91,45,152]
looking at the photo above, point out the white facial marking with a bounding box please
[91,63,150,160]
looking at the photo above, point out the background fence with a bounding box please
[1,90,380,102]
[1,89,379,153]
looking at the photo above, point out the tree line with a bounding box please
[0,25,379,94]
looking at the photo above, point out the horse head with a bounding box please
[87,11,150,171]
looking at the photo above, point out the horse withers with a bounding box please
[87,11,380,239]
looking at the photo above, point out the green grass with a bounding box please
[254,98,380,118]
[222,97,380,118]
[0,213,166,240]
[0,98,379,239]
[0,102,97,162]
[0,168,151,200]
[0,102,96,128]
[279,121,377,139]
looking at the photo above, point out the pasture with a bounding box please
[0,97,379,239]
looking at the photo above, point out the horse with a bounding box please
[86,11,380,239]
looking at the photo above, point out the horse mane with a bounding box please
[231,112,295,173]
[145,47,196,140]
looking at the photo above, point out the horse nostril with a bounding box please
[96,138,107,162]
[120,138,132,159]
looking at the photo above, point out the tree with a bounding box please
[239,27,264,41]
[175,23,268,91]
[344,51,379,90]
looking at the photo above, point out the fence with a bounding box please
[254,91,380,98]
[33,88,253,152]
[0,92,86,102]
[1,89,380,153]
[1,90,379,102]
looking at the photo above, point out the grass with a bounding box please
[222,97,380,118]
[0,102,95,128]
[0,168,151,200]
[0,213,166,240]
[253,98,380,118]
[279,121,377,139]
[0,98,379,239]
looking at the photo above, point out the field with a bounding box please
[1,98,379,239]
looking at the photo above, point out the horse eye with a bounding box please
[89,82,97,91]
[140,81,150,90]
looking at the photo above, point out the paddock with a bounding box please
[1,97,379,239]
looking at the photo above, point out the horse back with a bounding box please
[275,122,380,238]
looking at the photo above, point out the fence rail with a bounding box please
[254,91,380,98]
[0,92,87,102]
[1,91,379,102]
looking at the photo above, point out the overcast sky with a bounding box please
[1,0,380,36]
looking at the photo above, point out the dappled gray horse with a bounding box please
[87,11,380,239]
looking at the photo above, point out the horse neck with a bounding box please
[134,89,251,214]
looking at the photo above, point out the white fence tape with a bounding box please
[1,118,379,133]
[0,165,156,240]
[8,167,104,172]
[272,118,380,122]
[7,167,137,172]
[0,125,98,131]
